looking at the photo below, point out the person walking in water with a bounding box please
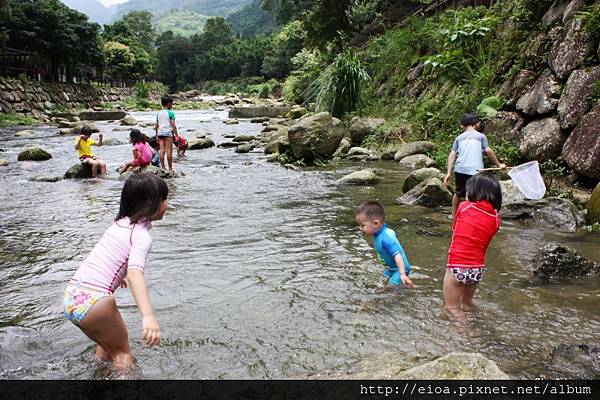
[63,173,168,371]
[355,200,414,288]
[155,96,179,175]
[444,113,505,217]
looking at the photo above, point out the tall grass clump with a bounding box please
[310,49,370,118]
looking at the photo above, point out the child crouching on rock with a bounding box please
[118,129,153,175]
[75,125,106,178]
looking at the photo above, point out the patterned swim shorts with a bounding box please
[450,267,484,286]
[63,285,109,325]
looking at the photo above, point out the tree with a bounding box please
[103,11,156,53]
[103,41,135,80]
[261,20,306,78]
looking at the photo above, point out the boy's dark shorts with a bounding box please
[454,172,473,198]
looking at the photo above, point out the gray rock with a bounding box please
[557,66,600,129]
[397,353,509,380]
[264,141,279,154]
[332,137,352,158]
[500,180,526,206]
[542,0,570,26]
[398,154,436,170]
[516,69,562,116]
[17,147,52,161]
[402,167,445,193]
[188,137,215,150]
[532,243,600,279]
[483,112,525,147]
[501,197,585,232]
[562,104,600,180]
[64,163,92,179]
[266,152,280,162]
[349,117,385,145]
[15,130,34,137]
[549,18,595,79]
[232,135,254,143]
[78,110,126,121]
[562,0,585,23]
[519,118,565,162]
[393,141,436,162]
[287,112,344,164]
[223,119,239,125]
[218,142,240,148]
[31,175,62,182]
[587,183,600,224]
[235,143,255,153]
[346,147,372,157]
[250,117,270,123]
[286,107,308,119]
[102,138,126,146]
[113,126,131,132]
[0,159,9,166]
[229,106,293,119]
[119,115,137,126]
[406,62,424,82]
[336,170,381,185]
[498,70,537,107]
[397,177,452,207]
[550,345,600,379]
[261,124,287,133]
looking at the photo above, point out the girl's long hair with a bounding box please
[466,173,502,210]
[116,173,168,223]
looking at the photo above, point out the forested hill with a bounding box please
[60,0,115,24]
[113,0,252,19]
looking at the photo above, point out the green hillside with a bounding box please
[114,0,251,19]
[155,10,210,36]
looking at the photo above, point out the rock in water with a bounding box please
[187,137,215,150]
[15,130,34,137]
[396,353,509,379]
[501,197,585,232]
[587,183,600,224]
[398,154,436,170]
[397,177,452,207]
[64,163,92,179]
[532,243,600,279]
[120,115,137,126]
[551,345,600,379]
[18,147,52,161]
[285,107,308,119]
[235,143,255,153]
[336,170,381,185]
[349,117,385,145]
[232,135,254,143]
[0,159,9,166]
[287,112,344,164]
[393,141,436,162]
[402,168,445,193]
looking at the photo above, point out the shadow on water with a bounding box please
[1,110,599,379]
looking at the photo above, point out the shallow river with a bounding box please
[0,109,599,379]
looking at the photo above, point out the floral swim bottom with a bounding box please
[450,267,484,286]
[63,286,109,325]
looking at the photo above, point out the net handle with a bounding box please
[477,166,513,172]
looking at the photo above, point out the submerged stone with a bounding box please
[18,147,52,161]
[336,170,381,185]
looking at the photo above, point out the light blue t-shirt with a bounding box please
[374,224,411,285]
[452,130,489,176]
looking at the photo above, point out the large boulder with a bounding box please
[398,154,436,170]
[501,197,586,232]
[287,112,344,163]
[78,110,126,121]
[519,118,565,162]
[549,18,595,79]
[229,106,293,119]
[483,111,525,147]
[64,163,92,179]
[349,117,385,145]
[542,0,570,26]
[587,183,600,224]
[402,167,445,193]
[393,141,436,162]
[120,115,137,126]
[500,180,526,206]
[516,69,562,116]
[498,70,537,107]
[557,66,600,129]
[235,143,256,153]
[285,106,308,119]
[17,147,52,161]
[188,137,215,150]
[396,353,509,380]
[397,177,452,207]
[562,105,600,180]
[336,170,381,185]
[532,243,600,279]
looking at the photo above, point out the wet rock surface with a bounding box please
[532,243,600,279]
[398,154,436,170]
[287,112,344,164]
[397,177,452,207]
[402,167,445,193]
[336,170,381,185]
[550,344,600,379]
[18,147,52,161]
[501,197,585,232]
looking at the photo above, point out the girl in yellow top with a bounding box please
[75,125,106,177]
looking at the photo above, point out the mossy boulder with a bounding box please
[402,168,445,193]
[398,154,436,170]
[549,18,595,80]
[235,143,255,153]
[587,183,600,224]
[286,106,308,119]
[64,163,92,179]
[532,243,600,279]
[336,170,381,185]
[15,130,34,137]
[397,177,452,207]
[18,147,52,161]
[287,112,344,164]
[188,137,215,150]
[557,65,600,129]
[515,69,561,116]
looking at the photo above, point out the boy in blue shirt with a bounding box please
[355,201,414,288]
[444,113,505,217]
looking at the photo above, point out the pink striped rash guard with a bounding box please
[71,217,152,294]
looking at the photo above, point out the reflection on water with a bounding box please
[0,110,599,379]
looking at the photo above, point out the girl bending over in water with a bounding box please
[63,173,168,371]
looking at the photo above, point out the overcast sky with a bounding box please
[99,0,129,6]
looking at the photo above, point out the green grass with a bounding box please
[0,113,42,128]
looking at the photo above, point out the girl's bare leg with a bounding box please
[166,137,174,172]
[461,284,478,307]
[99,159,107,175]
[79,296,133,371]
[443,269,464,314]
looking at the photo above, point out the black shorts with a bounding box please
[454,172,473,198]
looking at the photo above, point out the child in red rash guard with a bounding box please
[443,173,502,312]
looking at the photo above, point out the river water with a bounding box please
[0,109,599,379]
